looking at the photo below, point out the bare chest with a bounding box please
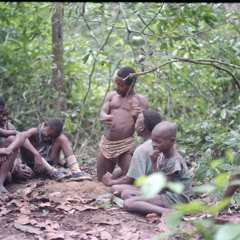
[110,95,139,111]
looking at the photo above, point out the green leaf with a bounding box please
[96,193,112,201]
[97,51,108,56]
[229,180,240,186]
[165,212,183,230]
[135,175,147,187]
[194,184,216,194]
[215,224,240,240]
[214,172,230,187]
[221,109,227,119]
[99,202,112,210]
[209,198,231,215]
[82,53,90,64]
[226,150,234,163]
[167,182,184,194]
[43,209,50,214]
[140,173,166,199]
[174,201,209,215]
[113,196,123,208]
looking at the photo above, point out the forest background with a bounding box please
[1,2,240,239]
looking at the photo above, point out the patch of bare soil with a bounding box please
[1,169,240,240]
[0,173,167,240]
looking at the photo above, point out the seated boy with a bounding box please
[0,128,27,200]
[97,66,149,181]
[102,110,162,197]
[123,121,192,216]
[20,117,91,181]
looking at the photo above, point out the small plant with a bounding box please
[95,192,123,210]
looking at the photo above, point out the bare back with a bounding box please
[20,127,39,162]
[102,91,148,141]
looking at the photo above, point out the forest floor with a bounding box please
[1,165,240,240]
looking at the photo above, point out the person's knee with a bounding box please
[3,135,15,146]
[123,198,133,212]
[121,190,131,200]
[110,185,122,195]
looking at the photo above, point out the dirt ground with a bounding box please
[1,166,240,240]
[0,167,173,240]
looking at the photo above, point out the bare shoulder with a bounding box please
[25,127,38,138]
[136,94,149,109]
[104,91,117,102]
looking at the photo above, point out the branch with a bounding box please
[123,57,240,91]
[123,60,178,80]
[141,3,164,33]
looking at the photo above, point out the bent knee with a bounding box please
[121,190,132,200]
[110,185,122,195]
[123,199,133,212]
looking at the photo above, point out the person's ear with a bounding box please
[140,124,146,132]
[43,122,48,127]
[170,137,175,144]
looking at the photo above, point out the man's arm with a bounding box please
[102,172,134,187]
[21,128,44,173]
[99,92,114,125]
[6,132,27,152]
[0,128,17,138]
[129,95,149,122]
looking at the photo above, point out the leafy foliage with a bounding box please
[1,3,240,237]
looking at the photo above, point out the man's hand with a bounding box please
[128,99,142,119]
[100,115,114,126]
[0,148,13,163]
[102,172,114,186]
[33,155,44,173]
[12,162,35,180]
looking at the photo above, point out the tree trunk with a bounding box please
[52,2,65,113]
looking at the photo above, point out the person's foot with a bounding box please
[70,171,92,181]
[0,190,14,202]
[53,172,65,182]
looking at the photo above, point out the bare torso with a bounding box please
[103,92,148,141]
[20,128,39,162]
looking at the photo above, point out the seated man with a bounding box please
[123,121,192,216]
[0,128,27,200]
[20,117,91,181]
[102,110,162,197]
[0,96,35,183]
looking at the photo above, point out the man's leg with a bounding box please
[111,184,139,197]
[0,137,18,198]
[51,134,91,180]
[118,152,132,176]
[97,151,116,181]
[123,195,175,215]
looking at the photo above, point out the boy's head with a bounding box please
[151,121,176,153]
[117,66,136,85]
[0,97,8,127]
[135,110,162,136]
[42,117,63,141]
[115,67,136,96]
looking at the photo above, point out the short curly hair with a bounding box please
[142,110,162,132]
[47,117,63,135]
[117,66,136,85]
